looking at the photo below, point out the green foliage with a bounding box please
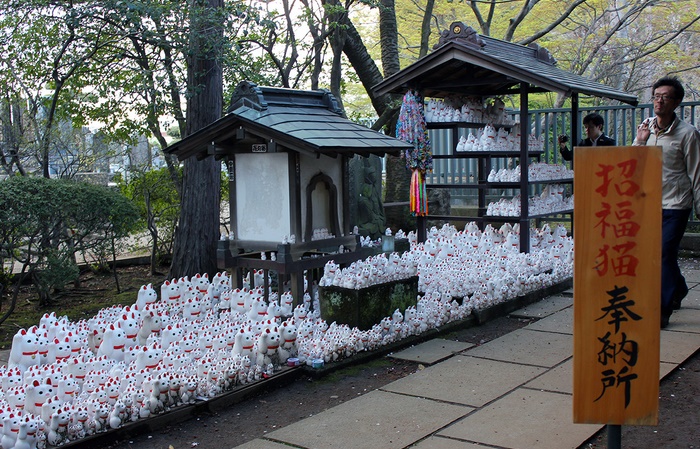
[0,266,13,299]
[33,249,80,296]
[392,0,700,104]
[69,181,142,269]
[119,167,181,264]
[220,166,230,200]
[0,0,274,176]
[0,176,140,304]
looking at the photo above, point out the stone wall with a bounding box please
[348,155,386,239]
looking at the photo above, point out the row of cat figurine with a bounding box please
[454,125,545,153]
[0,221,574,449]
[424,97,514,125]
[486,163,573,183]
[485,187,574,217]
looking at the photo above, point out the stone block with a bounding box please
[318,277,419,330]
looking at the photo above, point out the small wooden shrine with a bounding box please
[373,22,639,251]
[165,81,411,300]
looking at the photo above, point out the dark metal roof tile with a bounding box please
[373,22,638,106]
[165,81,411,160]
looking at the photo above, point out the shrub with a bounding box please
[0,175,140,308]
[119,167,181,274]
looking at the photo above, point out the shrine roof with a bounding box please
[373,22,639,106]
[165,81,410,161]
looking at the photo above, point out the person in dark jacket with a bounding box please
[557,113,616,161]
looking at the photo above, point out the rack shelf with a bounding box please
[426,121,515,130]
[422,104,573,252]
[427,178,573,190]
[432,151,544,159]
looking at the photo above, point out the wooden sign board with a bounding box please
[573,146,661,425]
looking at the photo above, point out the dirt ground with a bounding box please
[2,264,698,449]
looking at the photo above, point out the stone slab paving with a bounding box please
[382,355,546,407]
[682,269,700,283]
[232,440,294,449]
[510,295,573,319]
[666,307,700,333]
[228,282,700,449]
[524,358,572,394]
[660,326,700,364]
[465,328,572,368]
[680,295,700,310]
[660,361,677,379]
[524,359,679,396]
[261,389,472,449]
[438,388,601,449]
[388,338,474,365]
[681,285,700,309]
[411,436,489,449]
[524,306,573,334]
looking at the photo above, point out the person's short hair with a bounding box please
[582,113,604,128]
[653,76,685,101]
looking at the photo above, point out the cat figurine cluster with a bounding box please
[0,225,574,448]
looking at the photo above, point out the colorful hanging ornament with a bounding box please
[396,89,432,216]
[410,169,428,216]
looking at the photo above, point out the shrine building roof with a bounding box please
[373,21,639,106]
[165,81,411,161]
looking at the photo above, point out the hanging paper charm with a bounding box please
[396,89,432,216]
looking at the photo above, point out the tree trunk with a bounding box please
[0,268,29,326]
[341,4,416,231]
[341,17,391,117]
[328,0,347,110]
[379,0,400,78]
[111,237,121,293]
[168,0,223,280]
[419,0,435,58]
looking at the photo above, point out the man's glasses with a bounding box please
[652,94,676,102]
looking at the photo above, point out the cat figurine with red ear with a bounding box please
[24,378,55,416]
[47,407,70,446]
[255,327,280,367]
[137,311,164,347]
[277,321,298,362]
[97,323,129,363]
[232,327,255,359]
[135,283,158,313]
[160,279,181,306]
[8,329,40,373]
[13,413,40,449]
[247,297,268,322]
[1,412,20,449]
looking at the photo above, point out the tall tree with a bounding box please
[168,0,224,279]
[396,0,700,102]
[336,0,700,229]
[0,0,125,178]
[0,95,27,176]
[376,0,413,231]
[0,1,184,179]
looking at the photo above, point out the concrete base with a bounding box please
[318,276,418,330]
